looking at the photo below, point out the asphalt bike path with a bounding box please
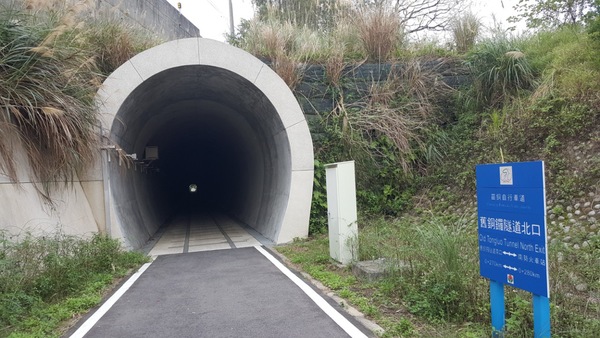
[67,246,372,338]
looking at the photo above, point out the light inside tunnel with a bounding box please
[108,65,293,249]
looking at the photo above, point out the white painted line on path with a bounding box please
[69,262,153,338]
[254,246,368,338]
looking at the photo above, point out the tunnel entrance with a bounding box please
[93,39,314,250]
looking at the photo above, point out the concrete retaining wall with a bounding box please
[0,0,199,41]
[93,0,199,40]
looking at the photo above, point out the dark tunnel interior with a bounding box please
[150,111,250,214]
[108,65,292,248]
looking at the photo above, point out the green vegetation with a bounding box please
[0,2,158,336]
[256,1,600,336]
[0,232,148,337]
[0,2,157,198]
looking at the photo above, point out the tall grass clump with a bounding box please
[451,11,481,53]
[466,36,537,109]
[355,5,404,62]
[0,7,99,191]
[358,215,487,322]
[0,231,148,336]
[523,26,600,106]
[347,59,454,174]
[0,4,158,196]
[82,20,159,76]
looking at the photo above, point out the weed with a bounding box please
[451,11,481,53]
[0,231,148,336]
[466,36,536,109]
[354,5,404,62]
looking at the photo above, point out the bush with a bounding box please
[355,5,404,62]
[466,36,536,109]
[0,231,147,336]
[451,12,481,53]
[359,215,488,322]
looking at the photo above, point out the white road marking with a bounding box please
[69,262,153,338]
[254,246,368,338]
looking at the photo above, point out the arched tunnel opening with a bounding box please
[96,39,313,250]
[106,63,301,249]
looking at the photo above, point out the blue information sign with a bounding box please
[476,161,550,297]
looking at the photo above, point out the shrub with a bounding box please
[0,231,147,336]
[354,5,404,62]
[451,11,481,53]
[0,4,158,197]
[466,36,537,109]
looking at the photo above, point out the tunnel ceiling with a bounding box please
[95,38,314,249]
[112,65,284,152]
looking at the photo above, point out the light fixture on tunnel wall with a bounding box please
[145,146,159,160]
[189,184,197,193]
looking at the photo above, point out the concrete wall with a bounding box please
[93,0,199,40]
[0,130,99,238]
[0,0,199,41]
[93,38,314,249]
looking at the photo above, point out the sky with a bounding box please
[166,0,525,43]
[166,0,255,41]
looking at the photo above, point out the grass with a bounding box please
[277,212,600,337]
[450,12,481,54]
[354,5,404,62]
[0,231,148,337]
[0,3,158,199]
[465,35,537,109]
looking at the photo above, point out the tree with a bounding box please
[253,0,344,30]
[254,0,468,34]
[358,0,468,33]
[510,0,597,29]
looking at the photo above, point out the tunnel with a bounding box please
[93,39,314,250]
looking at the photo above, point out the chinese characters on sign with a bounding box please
[476,161,550,298]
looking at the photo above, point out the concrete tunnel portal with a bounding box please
[96,39,314,249]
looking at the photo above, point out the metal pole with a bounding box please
[228,0,234,37]
[490,280,505,337]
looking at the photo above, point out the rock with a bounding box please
[589,210,596,216]
[594,204,600,210]
[567,206,573,212]
[551,220,556,225]
[569,218,576,224]
[575,210,581,215]
[564,226,570,233]
[558,216,565,221]
[551,238,559,245]
[591,223,598,230]
[352,259,405,282]
[550,214,555,219]
[594,196,600,203]
[582,241,590,248]
[589,217,597,224]
[584,202,591,208]
[567,213,573,218]
[576,284,588,292]
[564,236,572,242]
[557,251,564,262]
[574,244,580,250]
[579,215,587,220]
[574,203,581,209]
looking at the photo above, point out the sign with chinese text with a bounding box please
[476,161,550,297]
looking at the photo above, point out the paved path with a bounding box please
[149,213,261,256]
[67,214,372,338]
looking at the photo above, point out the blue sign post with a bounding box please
[476,161,550,337]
